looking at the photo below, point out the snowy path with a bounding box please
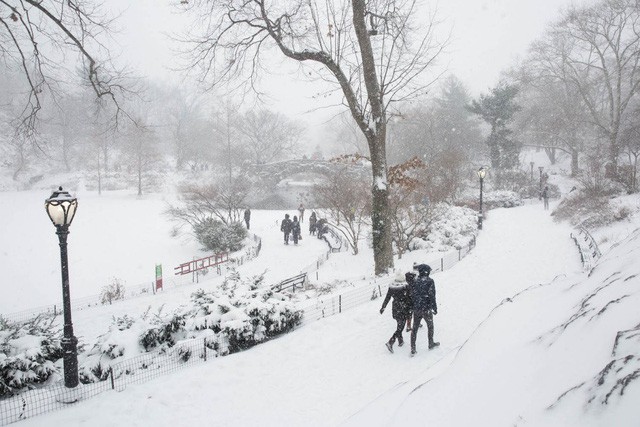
[19,202,583,427]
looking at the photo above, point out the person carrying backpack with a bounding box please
[280,214,293,245]
[409,264,439,356]
[380,272,413,353]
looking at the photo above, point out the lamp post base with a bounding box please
[56,385,81,404]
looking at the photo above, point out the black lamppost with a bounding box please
[538,166,544,200]
[477,167,486,230]
[45,187,79,389]
[530,162,534,182]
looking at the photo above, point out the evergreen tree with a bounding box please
[469,83,521,169]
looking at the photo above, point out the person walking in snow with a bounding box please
[309,211,317,236]
[281,213,293,245]
[542,186,549,210]
[244,208,251,230]
[404,271,416,332]
[380,272,413,353]
[298,203,305,223]
[409,264,439,356]
[292,215,301,245]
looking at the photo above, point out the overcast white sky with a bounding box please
[109,0,588,146]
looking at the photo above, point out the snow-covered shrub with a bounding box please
[100,278,126,305]
[483,190,523,209]
[409,204,477,252]
[552,191,616,228]
[78,270,303,382]
[0,317,63,397]
[457,189,523,210]
[194,219,247,252]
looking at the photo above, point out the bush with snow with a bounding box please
[483,190,524,209]
[194,219,247,253]
[457,189,523,210]
[78,270,302,383]
[409,204,477,252]
[0,317,63,397]
[100,278,126,305]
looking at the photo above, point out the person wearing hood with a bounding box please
[280,213,293,245]
[380,271,413,353]
[409,263,439,356]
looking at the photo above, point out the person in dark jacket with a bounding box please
[280,213,293,245]
[380,272,413,353]
[291,215,301,245]
[309,212,317,235]
[409,264,439,355]
[316,218,327,239]
[244,208,251,229]
[404,271,416,332]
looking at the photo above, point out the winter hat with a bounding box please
[394,271,405,282]
[415,264,432,274]
[405,271,416,282]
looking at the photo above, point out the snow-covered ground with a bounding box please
[3,191,640,426]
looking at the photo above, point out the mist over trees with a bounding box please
[176,0,449,275]
[2,0,640,274]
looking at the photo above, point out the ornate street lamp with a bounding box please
[477,167,487,230]
[45,187,79,389]
[538,166,544,200]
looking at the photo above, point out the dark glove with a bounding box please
[380,308,384,314]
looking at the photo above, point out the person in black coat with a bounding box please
[380,272,413,353]
[309,211,317,235]
[409,264,439,355]
[404,271,416,332]
[244,208,251,229]
[280,213,293,245]
[291,215,301,245]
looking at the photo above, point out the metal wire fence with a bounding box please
[0,336,230,425]
[0,236,475,426]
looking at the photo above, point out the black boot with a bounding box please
[428,341,440,349]
[385,341,394,353]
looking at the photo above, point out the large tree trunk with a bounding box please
[353,0,393,275]
[571,149,579,177]
[607,134,620,179]
[368,131,393,274]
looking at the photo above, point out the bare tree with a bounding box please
[387,157,432,258]
[0,0,133,136]
[237,109,303,165]
[120,120,163,196]
[168,181,251,230]
[620,121,640,192]
[314,167,371,255]
[177,0,447,274]
[512,66,592,177]
[528,0,640,179]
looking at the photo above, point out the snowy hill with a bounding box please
[350,228,640,426]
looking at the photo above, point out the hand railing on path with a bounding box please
[570,226,602,271]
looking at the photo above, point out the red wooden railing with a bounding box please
[174,252,229,276]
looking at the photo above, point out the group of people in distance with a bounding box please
[280,203,330,245]
[380,263,439,356]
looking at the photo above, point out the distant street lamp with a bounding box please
[477,167,487,230]
[45,187,79,389]
[530,162,534,182]
[538,166,544,200]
